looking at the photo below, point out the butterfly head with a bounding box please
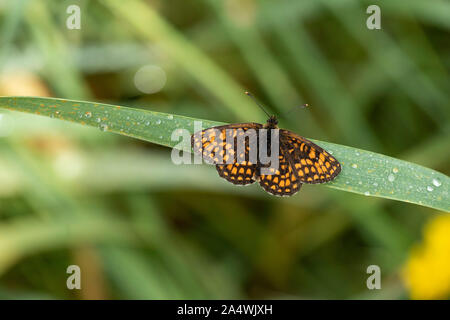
[265,115,279,128]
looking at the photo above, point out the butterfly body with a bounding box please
[191,116,341,196]
[263,115,279,129]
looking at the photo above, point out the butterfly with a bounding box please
[191,94,341,196]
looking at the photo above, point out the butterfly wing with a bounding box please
[280,130,341,184]
[258,150,302,196]
[191,123,263,185]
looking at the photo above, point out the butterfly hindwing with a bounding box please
[258,151,302,196]
[216,163,257,185]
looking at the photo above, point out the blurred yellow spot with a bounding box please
[0,71,50,96]
[403,214,450,299]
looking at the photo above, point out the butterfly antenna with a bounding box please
[245,91,271,118]
[283,103,310,118]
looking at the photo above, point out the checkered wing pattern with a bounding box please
[258,152,302,196]
[191,123,263,185]
[280,130,341,184]
[216,163,257,185]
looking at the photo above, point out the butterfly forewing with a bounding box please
[191,123,262,185]
[280,130,341,184]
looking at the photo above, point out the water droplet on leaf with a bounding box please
[432,178,441,187]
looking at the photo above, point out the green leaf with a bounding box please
[0,96,448,212]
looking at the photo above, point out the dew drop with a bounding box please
[373,182,378,187]
[351,163,358,169]
[167,115,173,120]
[156,119,161,125]
[393,167,399,174]
[388,174,395,182]
[95,118,101,123]
[99,123,108,132]
[145,121,150,126]
[427,186,434,192]
[364,191,370,196]
[432,178,442,187]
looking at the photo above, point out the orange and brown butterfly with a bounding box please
[191,93,341,196]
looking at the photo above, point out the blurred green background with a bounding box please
[0,0,449,299]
